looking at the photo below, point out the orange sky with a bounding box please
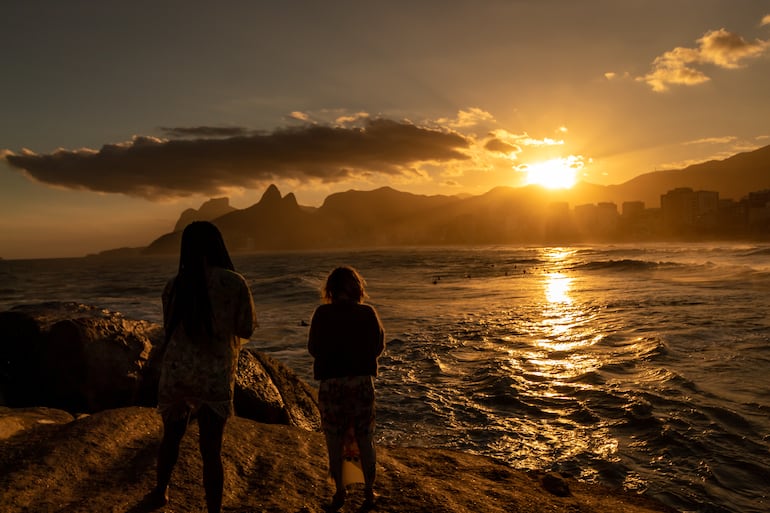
[2,2,770,258]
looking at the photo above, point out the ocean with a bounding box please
[1,244,769,513]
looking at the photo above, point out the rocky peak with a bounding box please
[259,184,283,206]
[282,192,299,208]
[174,197,236,232]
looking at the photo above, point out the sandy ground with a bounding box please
[0,406,677,513]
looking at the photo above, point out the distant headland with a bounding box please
[94,144,770,257]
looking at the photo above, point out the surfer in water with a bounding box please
[308,266,386,511]
[152,221,258,513]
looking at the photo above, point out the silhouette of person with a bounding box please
[308,266,385,511]
[151,221,257,513]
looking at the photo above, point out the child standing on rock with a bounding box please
[308,266,385,511]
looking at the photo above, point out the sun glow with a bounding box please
[523,157,580,189]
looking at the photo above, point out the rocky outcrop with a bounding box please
[0,302,162,412]
[0,302,319,430]
[0,406,74,440]
[0,406,677,513]
[235,349,321,431]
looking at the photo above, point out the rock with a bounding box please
[0,302,163,412]
[0,406,74,440]
[237,349,321,431]
[234,349,288,424]
[0,302,320,430]
[0,406,677,513]
[541,471,572,497]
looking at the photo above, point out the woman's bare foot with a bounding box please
[363,487,378,509]
[148,485,169,508]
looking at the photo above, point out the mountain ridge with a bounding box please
[131,144,770,254]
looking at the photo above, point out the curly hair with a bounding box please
[322,266,368,304]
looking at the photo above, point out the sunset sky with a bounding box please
[2,1,770,259]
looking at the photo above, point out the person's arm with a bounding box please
[373,308,385,357]
[161,278,175,330]
[236,277,258,341]
[307,308,321,357]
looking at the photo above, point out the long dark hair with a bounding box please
[165,221,235,343]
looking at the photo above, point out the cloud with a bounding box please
[683,135,738,145]
[488,129,564,148]
[484,138,521,155]
[604,71,631,81]
[335,112,370,125]
[437,108,496,129]
[159,126,253,138]
[762,15,770,27]
[3,119,470,200]
[288,111,312,122]
[639,28,770,92]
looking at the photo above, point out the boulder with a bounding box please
[0,406,75,440]
[235,349,321,431]
[0,302,162,412]
[0,302,320,430]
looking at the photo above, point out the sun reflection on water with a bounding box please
[545,272,572,304]
[499,248,620,472]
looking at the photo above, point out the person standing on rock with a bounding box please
[308,266,385,511]
[152,221,257,513]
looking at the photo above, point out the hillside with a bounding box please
[136,144,770,254]
[610,144,770,207]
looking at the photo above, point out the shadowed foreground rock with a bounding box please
[0,302,320,430]
[0,406,676,513]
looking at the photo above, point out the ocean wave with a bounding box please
[739,246,770,257]
[571,259,684,272]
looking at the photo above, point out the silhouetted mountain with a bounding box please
[173,197,236,232]
[141,145,770,253]
[214,185,323,250]
[318,187,461,245]
[598,145,770,207]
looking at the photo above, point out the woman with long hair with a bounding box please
[152,221,257,513]
[308,266,385,511]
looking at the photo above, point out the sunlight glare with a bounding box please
[524,157,579,189]
[545,272,572,304]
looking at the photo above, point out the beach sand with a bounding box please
[0,406,676,513]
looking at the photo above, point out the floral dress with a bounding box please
[158,267,257,421]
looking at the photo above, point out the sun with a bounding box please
[523,158,579,189]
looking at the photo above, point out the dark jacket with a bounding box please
[307,302,385,381]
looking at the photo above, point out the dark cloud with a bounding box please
[4,119,470,200]
[158,126,254,138]
[484,138,520,155]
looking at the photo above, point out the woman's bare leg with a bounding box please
[198,406,227,513]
